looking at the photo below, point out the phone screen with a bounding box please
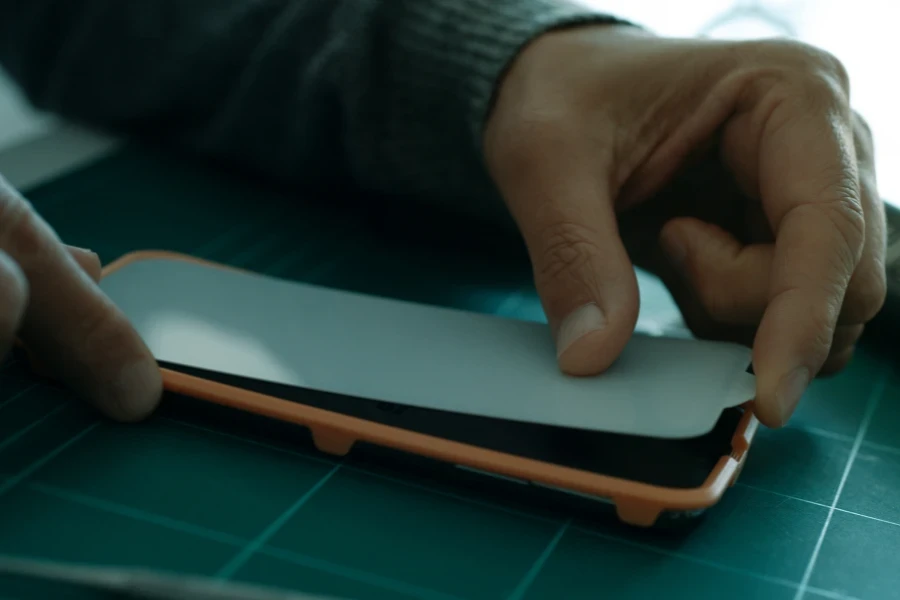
[160,363,743,491]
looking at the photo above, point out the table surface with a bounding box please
[0,144,898,600]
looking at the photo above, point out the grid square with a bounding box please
[788,347,887,437]
[0,365,39,407]
[0,385,68,455]
[738,427,851,504]
[864,370,900,448]
[26,417,336,539]
[5,142,897,598]
[836,445,900,524]
[522,527,794,600]
[0,485,237,573]
[810,511,900,599]
[234,552,431,600]
[0,398,97,476]
[265,468,561,600]
[579,485,827,582]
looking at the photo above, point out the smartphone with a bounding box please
[98,252,759,529]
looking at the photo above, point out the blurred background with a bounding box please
[0,0,895,204]
[583,0,897,205]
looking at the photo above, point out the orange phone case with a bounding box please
[99,250,759,527]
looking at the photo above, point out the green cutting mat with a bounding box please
[0,144,898,600]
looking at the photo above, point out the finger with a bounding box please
[820,324,864,375]
[0,250,28,358]
[841,113,887,324]
[728,85,865,428]
[657,212,863,372]
[67,246,102,283]
[652,253,760,346]
[821,347,854,375]
[658,216,864,377]
[488,129,639,376]
[831,323,864,355]
[659,217,772,325]
[659,212,877,328]
[22,245,103,378]
[0,176,162,421]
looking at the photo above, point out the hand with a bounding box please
[0,173,161,421]
[483,25,886,428]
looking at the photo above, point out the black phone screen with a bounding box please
[159,363,743,491]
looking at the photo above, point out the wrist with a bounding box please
[364,0,636,223]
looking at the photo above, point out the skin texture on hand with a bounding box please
[0,173,162,422]
[483,25,886,428]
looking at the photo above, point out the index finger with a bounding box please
[0,174,162,421]
[744,95,864,428]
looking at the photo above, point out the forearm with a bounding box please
[0,0,628,218]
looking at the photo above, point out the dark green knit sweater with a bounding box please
[0,1,627,220]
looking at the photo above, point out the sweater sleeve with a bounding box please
[0,0,630,221]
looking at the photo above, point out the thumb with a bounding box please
[490,144,639,376]
[527,198,639,376]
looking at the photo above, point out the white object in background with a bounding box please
[0,68,55,151]
[100,256,757,439]
[0,68,119,190]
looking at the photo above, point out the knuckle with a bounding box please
[828,194,867,264]
[803,45,850,95]
[825,176,865,222]
[746,39,848,83]
[533,219,599,285]
[776,40,850,95]
[747,39,850,107]
[802,177,866,271]
[846,265,887,322]
[777,285,843,359]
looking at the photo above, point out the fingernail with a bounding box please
[556,303,606,358]
[67,246,102,282]
[68,246,95,258]
[68,246,100,267]
[776,366,810,425]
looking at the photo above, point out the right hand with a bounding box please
[483,27,886,428]
[0,173,161,421]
